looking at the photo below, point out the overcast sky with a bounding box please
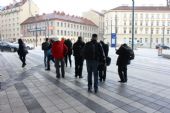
[0,0,167,16]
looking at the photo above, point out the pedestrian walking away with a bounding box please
[116,43,134,83]
[42,38,50,69]
[17,39,28,68]
[51,37,68,78]
[46,39,55,71]
[73,36,85,78]
[82,34,105,93]
[64,39,72,67]
[98,41,109,82]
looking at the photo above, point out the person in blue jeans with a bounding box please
[83,34,104,93]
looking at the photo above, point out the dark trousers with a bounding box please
[55,58,65,78]
[74,57,84,78]
[118,65,127,82]
[47,55,55,70]
[65,54,72,67]
[86,60,98,90]
[44,51,48,68]
[19,54,26,65]
[98,64,106,81]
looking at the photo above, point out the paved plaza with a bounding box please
[0,48,170,113]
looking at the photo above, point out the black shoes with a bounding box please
[118,80,127,83]
[45,68,50,71]
[88,88,92,93]
[22,63,26,68]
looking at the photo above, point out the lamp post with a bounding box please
[132,0,135,50]
[150,22,153,48]
[115,11,117,49]
[162,25,165,45]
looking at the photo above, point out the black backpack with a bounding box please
[126,47,134,60]
[42,42,50,50]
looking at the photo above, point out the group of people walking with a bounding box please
[17,33,134,93]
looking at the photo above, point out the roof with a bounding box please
[91,10,104,16]
[21,12,97,27]
[110,6,170,12]
[1,0,27,11]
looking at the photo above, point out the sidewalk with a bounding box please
[0,48,170,113]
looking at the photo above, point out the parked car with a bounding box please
[155,44,170,49]
[0,41,18,52]
[12,42,34,50]
[25,43,34,50]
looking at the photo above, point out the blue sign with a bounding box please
[111,33,116,47]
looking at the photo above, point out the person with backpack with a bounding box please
[116,43,134,83]
[98,41,109,82]
[46,39,55,71]
[64,39,72,67]
[42,38,50,69]
[73,36,85,78]
[83,34,105,93]
[51,37,68,78]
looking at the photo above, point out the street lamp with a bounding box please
[132,0,135,50]
[150,22,153,48]
[162,25,165,45]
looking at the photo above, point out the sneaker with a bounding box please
[88,88,92,93]
[94,89,98,93]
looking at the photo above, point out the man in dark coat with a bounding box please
[83,34,105,93]
[98,41,109,82]
[73,36,85,78]
[17,39,28,67]
[64,39,72,67]
[116,43,134,83]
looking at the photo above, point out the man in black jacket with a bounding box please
[42,38,50,69]
[73,36,85,78]
[83,34,104,93]
[116,43,134,83]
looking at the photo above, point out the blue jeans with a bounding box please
[44,50,48,68]
[86,60,98,90]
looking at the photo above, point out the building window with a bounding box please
[61,22,63,27]
[61,30,63,35]
[64,30,67,35]
[57,22,60,27]
[156,38,158,43]
[51,30,53,35]
[167,38,170,44]
[57,30,59,35]
[145,38,148,43]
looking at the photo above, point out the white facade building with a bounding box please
[21,11,98,46]
[104,6,170,48]
[83,10,104,41]
[0,0,39,42]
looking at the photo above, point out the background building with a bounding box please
[21,11,98,46]
[0,0,39,42]
[83,10,104,41]
[104,6,170,48]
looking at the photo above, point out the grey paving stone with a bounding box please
[159,107,170,113]
[121,104,138,112]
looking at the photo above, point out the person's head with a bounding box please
[78,36,82,41]
[45,38,48,42]
[100,40,104,45]
[18,38,23,44]
[91,34,98,41]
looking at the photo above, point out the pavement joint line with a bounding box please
[38,68,163,113]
